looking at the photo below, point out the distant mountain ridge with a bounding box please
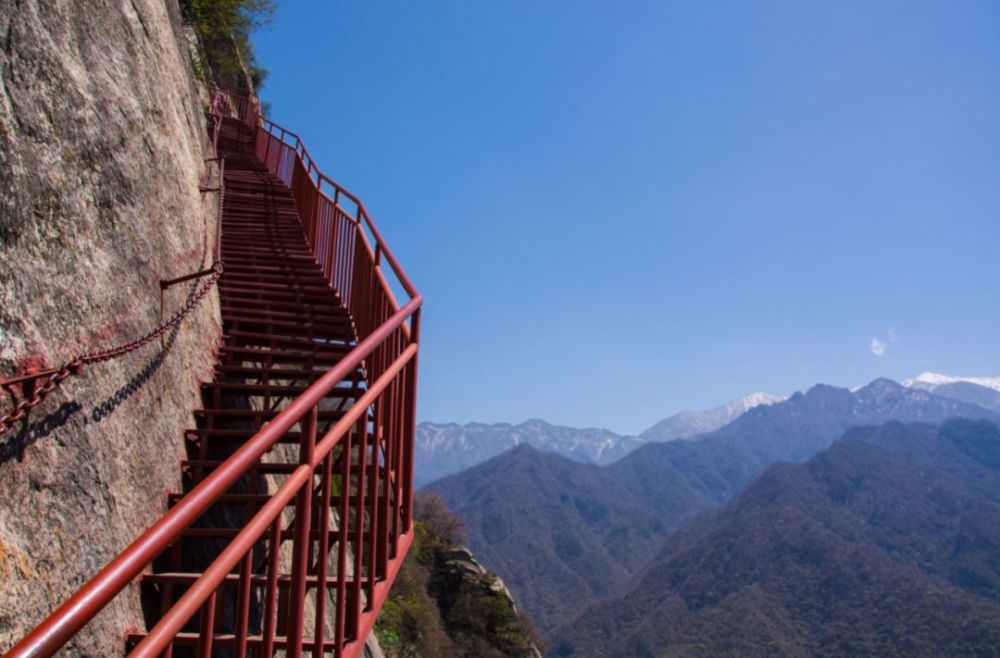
[902,371,1000,412]
[416,392,783,486]
[903,371,1000,392]
[428,379,1000,633]
[639,391,784,441]
[554,419,1000,657]
[415,420,644,487]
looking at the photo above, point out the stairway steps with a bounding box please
[221,272,333,287]
[220,292,345,311]
[217,345,353,365]
[220,279,336,295]
[218,245,315,258]
[222,257,320,270]
[220,299,348,317]
[139,116,402,657]
[193,407,357,422]
[220,305,348,323]
[213,364,348,379]
[224,329,353,349]
[223,320,352,341]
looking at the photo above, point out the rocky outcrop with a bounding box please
[375,493,545,658]
[438,548,522,613]
[0,1,220,653]
[434,548,543,658]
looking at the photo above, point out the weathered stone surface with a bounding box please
[437,548,544,658]
[0,1,219,654]
[364,632,387,658]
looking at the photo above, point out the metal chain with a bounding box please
[0,364,80,434]
[0,134,228,436]
[77,264,223,367]
[0,265,223,436]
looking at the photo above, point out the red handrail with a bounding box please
[6,87,421,658]
[254,117,418,297]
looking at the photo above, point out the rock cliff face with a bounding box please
[0,1,220,653]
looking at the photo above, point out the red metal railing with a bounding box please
[6,88,422,657]
[253,111,419,342]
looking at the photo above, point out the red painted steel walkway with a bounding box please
[7,91,421,657]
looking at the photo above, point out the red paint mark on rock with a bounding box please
[15,354,51,377]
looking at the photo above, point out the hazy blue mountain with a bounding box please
[902,371,1000,412]
[428,379,1000,632]
[553,419,1000,657]
[415,419,645,487]
[931,381,1000,412]
[640,391,784,441]
[417,392,783,486]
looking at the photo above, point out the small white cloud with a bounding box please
[870,338,887,357]
[887,327,897,343]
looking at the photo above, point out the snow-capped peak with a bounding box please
[724,392,785,415]
[902,372,1000,393]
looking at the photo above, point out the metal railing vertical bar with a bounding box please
[313,448,334,658]
[286,406,317,658]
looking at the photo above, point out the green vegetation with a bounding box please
[375,492,544,657]
[179,0,274,88]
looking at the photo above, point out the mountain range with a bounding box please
[415,392,782,486]
[417,373,1000,487]
[553,418,1000,657]
[427,378,1000,633]
[415,420,643,487]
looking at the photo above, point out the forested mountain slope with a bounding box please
[554,419,1000,657]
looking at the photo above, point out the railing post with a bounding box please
[329,188,341,283]
[310,174,320,250]
[313,449,334,658]
[262,517,283,658]
[403,309,420,531]
[334,424,353,651]
[313,188,322,268]
[263,125,274,173]
[234,551,252,657]
[287,406,318,658]
[350,416,369,641]
[196,592,216,658]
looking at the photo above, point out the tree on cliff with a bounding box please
[180,0,274,88]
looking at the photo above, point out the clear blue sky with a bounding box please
[255,1,1000,435]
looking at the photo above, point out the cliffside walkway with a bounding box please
[7,90,422,658]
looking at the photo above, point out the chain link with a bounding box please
[0,363,79,434]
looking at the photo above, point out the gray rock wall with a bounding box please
[0,1,220,653]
